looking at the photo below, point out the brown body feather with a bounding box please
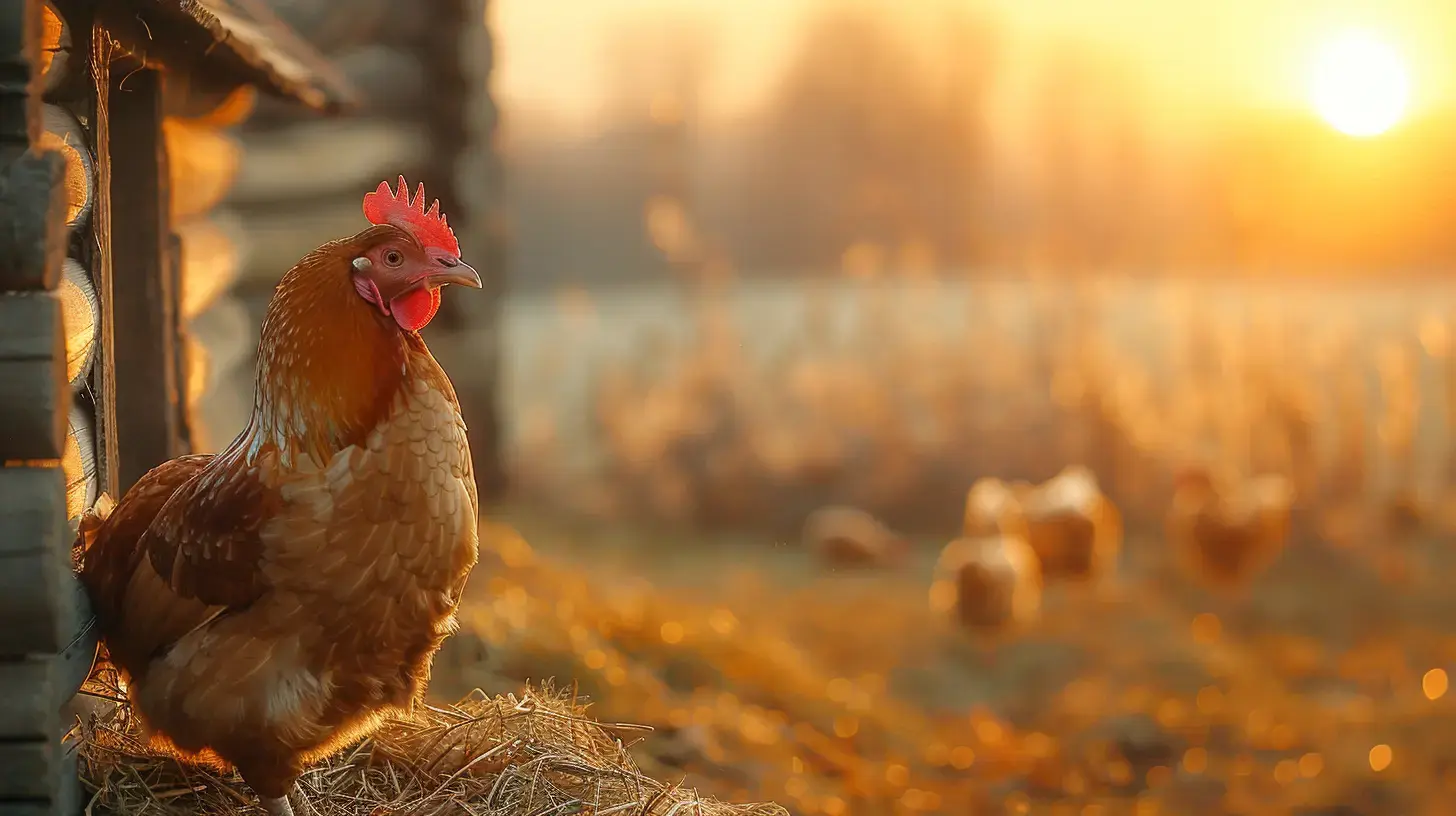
[80,226,481,800]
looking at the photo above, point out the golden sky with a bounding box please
[492,0,1456,127]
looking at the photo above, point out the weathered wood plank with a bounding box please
[105,66,186,492]
[0,467,78,657]
[0,289,60,358]
[0,557,72,656]
[0,741,56,799]
[334,45,426,116]
[0,737,75,805]
[0,0,43,147]
[0,548,81,657]
[453,0,507,500]
[89,26,120,499]
[261,0,396,54]
[0,148,67,289]
[0,796,72,813]
[0,358,66,460]
[0,659,59,740]
[228,119,426,206]
[93,0,355,115]
[0,466,65,554]
[234,196,371,287]
[0,615,95,730]
[0,293,65,462]
[168,229,192,455]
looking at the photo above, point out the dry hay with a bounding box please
[75,668,786,816]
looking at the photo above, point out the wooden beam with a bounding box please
[0,149,67,290]
[449,0,508,501]
[100,64,184,492]
[0,292,66,461]
[420,0,469,334]
[0,738,75,805]
[0,468,79,656]
[168,230,192,454]
[0,0,44,149]
[88,27,119,498]
[0,660,59,740]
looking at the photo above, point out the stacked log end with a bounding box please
[161,97,253,452]
[0,3,94,810]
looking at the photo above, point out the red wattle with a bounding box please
[390,287,441,331]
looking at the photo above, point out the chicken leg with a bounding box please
[289,786,318,816]
[259,786,316,816]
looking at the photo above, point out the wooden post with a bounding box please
[99,63,187,492]
[168,231,193,449]
[87,29,120,497]
[452,0,508,502]
[0,3,92,812]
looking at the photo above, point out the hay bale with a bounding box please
[75,674,787,816]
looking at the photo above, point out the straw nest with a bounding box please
[74,668,788,816]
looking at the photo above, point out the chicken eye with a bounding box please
[383,249,404,267]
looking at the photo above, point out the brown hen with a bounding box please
[79,177,483,815]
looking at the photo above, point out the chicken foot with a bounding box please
[234,745,311,816]
[259,786,316,816]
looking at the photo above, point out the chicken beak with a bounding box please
[426,258,483,290]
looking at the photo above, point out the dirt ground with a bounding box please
[425,502,1456,816]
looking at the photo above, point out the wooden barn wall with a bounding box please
[200,0,506,498]
[2,2,96,810]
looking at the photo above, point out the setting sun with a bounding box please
[1309,30,1411,137]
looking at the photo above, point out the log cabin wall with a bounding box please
[1,3,99,809]
[213,0,507,499]
[164,86,257,453]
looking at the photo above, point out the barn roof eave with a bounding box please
[87,0,356,115]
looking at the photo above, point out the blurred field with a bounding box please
[408,275,1456,814]
[503,276,1456,532]
[198,274,1456,813]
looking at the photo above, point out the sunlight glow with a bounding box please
[1308,30,1411,137]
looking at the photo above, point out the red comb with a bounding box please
[362,175,460,256]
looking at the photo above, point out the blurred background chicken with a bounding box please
[963,476,1031,539]
[931,533,1042,634]
[802,505,910,568]
[1017,465,1123,583]
[78,179,483,816]
[1166,466,1294,592]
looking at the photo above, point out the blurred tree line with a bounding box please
[506,5,1456,289]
